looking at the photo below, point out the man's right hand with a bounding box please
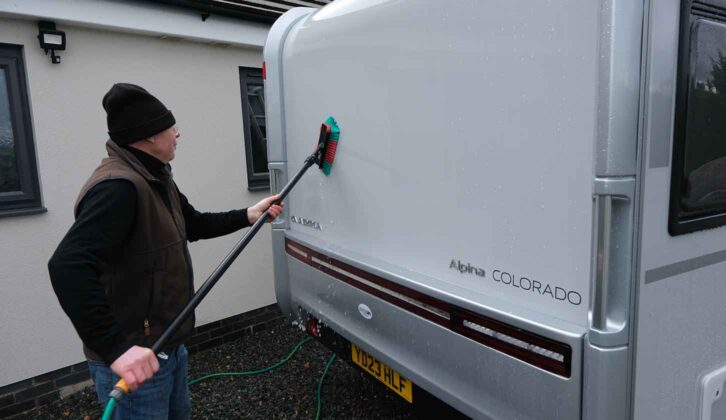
[109,346,160,392]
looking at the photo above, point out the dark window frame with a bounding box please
[0,44,43,217]
[669,0,726,235]
[239,66,269,191]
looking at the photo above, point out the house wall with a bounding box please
[0,15,277,386]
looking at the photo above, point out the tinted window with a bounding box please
[681,19,726,211]
[670,0,726,235]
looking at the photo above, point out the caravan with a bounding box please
[263,1,726,418]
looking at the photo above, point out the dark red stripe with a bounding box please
[285,238,572,377]
[285,241,448,325]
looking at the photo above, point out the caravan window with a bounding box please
[670,2,726,235]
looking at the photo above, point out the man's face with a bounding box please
[152,125,179,163]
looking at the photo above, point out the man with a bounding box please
[48,83,283,419]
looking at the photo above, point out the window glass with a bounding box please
[0,68,20,193]
[681,19,726,212]
[248,85,265,116]
[246,83,268,175]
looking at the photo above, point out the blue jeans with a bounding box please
[89,345,191,420]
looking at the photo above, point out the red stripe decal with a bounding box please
[285,238,572,377]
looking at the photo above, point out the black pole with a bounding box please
[151,146,322,353]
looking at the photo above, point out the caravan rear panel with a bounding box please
[265,1,611,418]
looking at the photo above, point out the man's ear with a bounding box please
[146,136,156,144]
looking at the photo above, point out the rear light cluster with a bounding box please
[285,239,572,378]
[450,307,571,377]
[461,320,564,363]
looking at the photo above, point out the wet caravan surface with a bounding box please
[265,0,726,419]
[266,1,599,417]
[275,0,596,328]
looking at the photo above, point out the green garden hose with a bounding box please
[101,397,117,420]
[316,354,337,420]
[188,336,312,385]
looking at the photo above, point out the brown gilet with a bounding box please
[75,140,194,361]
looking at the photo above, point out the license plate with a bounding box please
[351,343,413,403]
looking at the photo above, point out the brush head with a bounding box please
[317,116,340,176]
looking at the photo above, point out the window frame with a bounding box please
[239,66,269,191]
[0,44,43,217]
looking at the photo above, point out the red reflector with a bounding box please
[307,317,320,337]
[262,61,266,80]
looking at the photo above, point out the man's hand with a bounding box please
[248,194,285,224]
[109,346,160,392]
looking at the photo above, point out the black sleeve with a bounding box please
[176,186,252,242]
[48,179,137,366]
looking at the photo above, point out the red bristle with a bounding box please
[324,141,338,163]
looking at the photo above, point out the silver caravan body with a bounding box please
[263,1,726,418]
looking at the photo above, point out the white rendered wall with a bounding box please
[0,17,275,386]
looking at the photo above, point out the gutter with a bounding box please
[152,0,282,24]
[0,0,270,49]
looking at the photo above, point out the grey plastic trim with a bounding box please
[263,7,314,163]
[628,0,652,417]
[590,177,636,347]
[700,362,726,420]
[595,0,645,177]
[583,338,629,420]
[592,195,613,331]
[268,161,289,230]
[647,136,671,168]
[644,248,726,284]
[271,229,292,314]
[644,0,674,171]
[593,176,636,197]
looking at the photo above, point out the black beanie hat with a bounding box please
[102,83,176,145]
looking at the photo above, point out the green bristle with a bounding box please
[325,116,340,139]
[321,116,340,176]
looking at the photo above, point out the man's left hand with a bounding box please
[248,194,284,224]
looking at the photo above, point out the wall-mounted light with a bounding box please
[37,21,65,64]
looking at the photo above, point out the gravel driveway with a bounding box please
[15,319,419,419]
